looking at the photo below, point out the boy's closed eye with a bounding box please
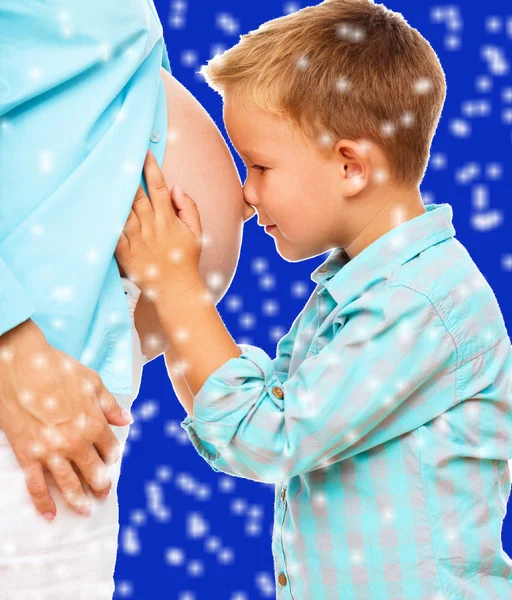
[250,164,268,173]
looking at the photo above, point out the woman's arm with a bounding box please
[134,68,253,363]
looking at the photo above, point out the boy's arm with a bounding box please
[179,284,461,484]
[162,295,302,481]
[164,343,254,479]
[163,344,194,417]
[134,294,249,478]
[176,302,302,482]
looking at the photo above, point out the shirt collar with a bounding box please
[310,202,456,306]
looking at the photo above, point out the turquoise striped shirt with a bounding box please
[181,202,512,599]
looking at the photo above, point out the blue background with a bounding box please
[114,1,512,598]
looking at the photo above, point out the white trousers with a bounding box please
[0,277,145,600]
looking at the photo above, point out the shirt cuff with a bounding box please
[180,415,223,470]
[179,342,283,449]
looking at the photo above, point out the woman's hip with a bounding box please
[0,283,144,599]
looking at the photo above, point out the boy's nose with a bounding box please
[243,202,256,223]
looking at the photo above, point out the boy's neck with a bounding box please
[344,188,426,260]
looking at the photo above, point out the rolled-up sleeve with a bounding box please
[181,284,459,483]
[180,311,301,479]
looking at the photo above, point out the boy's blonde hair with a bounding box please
[199,0,446,189]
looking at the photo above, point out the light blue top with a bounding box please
[181,203,512,599]
[0,0,170,396]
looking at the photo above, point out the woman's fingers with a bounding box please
[44,453,94,516]
[71,446,112,499]
[21,461,57,521]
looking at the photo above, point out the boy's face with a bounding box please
[223,97,352,262]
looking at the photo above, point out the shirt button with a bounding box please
[272,386,284,399]
[280,488,286,501]
[150,129,160,143]
[278,573,287,586]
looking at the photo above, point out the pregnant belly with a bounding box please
[127,66,247,361]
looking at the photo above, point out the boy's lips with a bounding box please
[265,224,277,234]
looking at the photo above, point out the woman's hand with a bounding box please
[0,319,132,521]
[115,149,204,301]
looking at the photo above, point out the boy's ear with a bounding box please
[243,202,256,223]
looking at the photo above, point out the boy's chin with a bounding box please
[275,237,336,263]
[275,243,322,263]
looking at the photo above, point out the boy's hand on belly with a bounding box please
[115,149,204,302]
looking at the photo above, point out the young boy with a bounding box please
[115,0,512,598]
